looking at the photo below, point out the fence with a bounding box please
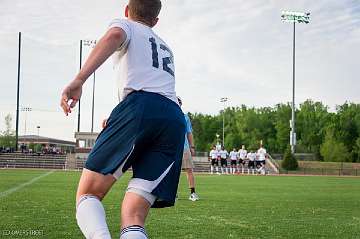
[280,168,359,176]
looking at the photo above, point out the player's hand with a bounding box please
[102,118,108,129]
[60,79,83,116]
[190,147,195,156]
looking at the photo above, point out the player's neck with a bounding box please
[128,17,153,28]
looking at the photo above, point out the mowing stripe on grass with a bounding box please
[0,170,54,199]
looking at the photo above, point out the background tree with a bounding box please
[274,103,292,153]
[281,146,298,170]
[187,100,359,163]
[320,129,349,162]
[0,114,16,148]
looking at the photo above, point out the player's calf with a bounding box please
[120,191,153,239]
[75,169,116,239]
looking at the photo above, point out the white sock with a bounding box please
[120,225,148,239]
[210,165,214,174]
[76,195,111,239]
[216,166,219,173]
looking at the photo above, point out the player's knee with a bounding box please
[76,192,106,204]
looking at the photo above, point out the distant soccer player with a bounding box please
[220,146,229,174]
[229,148,238,174]
[247,150,256,174]
[257,144,267,175]
[209,146,219,174]
[178,97,199,201]
[60,1,184,238]
[238,145,247,174]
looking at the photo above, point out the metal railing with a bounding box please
[280,168,359,176]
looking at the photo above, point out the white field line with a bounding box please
[0,171,54,199]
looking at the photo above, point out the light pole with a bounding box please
[77,40,82,132]
[220,97,228,147]
[15,32,22,151]
[36,126,40,139]
[83,40,97,133]
[78,39,97,133]
[281,10,310,154]
[21,107,32,135]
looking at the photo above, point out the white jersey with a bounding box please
[109,19,177,103]
[209,150,217,159]
[247,152,256,161]
[238,149,247,160]
[216,150,221,159]
[257,147,267,161]
[220,150,228,159]
[229,151,238,160]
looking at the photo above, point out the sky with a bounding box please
[0,0,359,141]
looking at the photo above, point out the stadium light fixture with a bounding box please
[215,134,220,146]
[220,97,228,147]
[281,10,310,154]
[281,11,310,24]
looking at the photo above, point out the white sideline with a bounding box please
[0,171,54,199]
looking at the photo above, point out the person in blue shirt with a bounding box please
[178,97,199,201]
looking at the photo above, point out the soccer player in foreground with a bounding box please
[60,1,185,238]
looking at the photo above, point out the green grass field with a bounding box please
[0,170,359,239]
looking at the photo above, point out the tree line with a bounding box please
[2,100,360,163]
[189,100,360,163]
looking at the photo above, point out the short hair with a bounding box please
[128,0,162,24]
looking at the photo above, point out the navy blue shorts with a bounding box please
[85,91,185,208]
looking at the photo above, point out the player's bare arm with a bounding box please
[187,133,195,156]
[60,27,127,116]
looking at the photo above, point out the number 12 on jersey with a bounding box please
[149,37,174,76]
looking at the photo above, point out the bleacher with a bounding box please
[0,153,66,169]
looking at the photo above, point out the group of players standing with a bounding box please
[209,144,267,175]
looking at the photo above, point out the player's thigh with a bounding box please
[182,149,194,170]
[76,168,116,202]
